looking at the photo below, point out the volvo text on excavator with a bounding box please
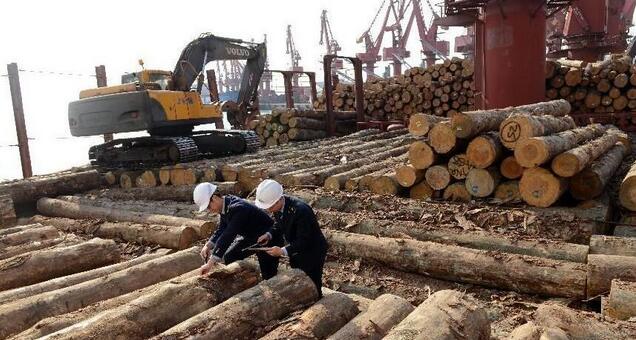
[68,33,265,168]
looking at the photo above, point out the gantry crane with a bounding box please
[286,25,303,87]
[398,0,450,68]
[320,10,344,75]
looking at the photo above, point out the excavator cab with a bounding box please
[121,70,173,90]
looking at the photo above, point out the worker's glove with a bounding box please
[257,233,272,245]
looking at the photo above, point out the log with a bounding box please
[103,170,122,186]
[47,261,260,340]
[0,223,42,236]
[551,132,619,177]
[494,180,521,202]
[136,170,158,188]
[395,164,425,187]
[13,270,200,339]
[466,132,502,169]
[36,198,213,238]
[119,171,144,189]
[443,182,472,202]
[169,165,188,186]
[499,115,576,150]
[447,153,472,180]
[571,143,627,200]
[0,236,80,261]
[0,247,201,338]
[318,210,589,263]
[0,225,59,247]
[410,180,435,200]
[587,254,636,298]
[370,172,402,196]
[514,124,606,168]
[408,113,447,137]
[323,156,409,191]
[288,117,326,130]
[508,322,573,340]
[54,195,201,220]
[620,160,636,211]
[519,167,568,207]
[408,141,436,169]
[261,291,361,340]
[605,279,636,320]
[289,128,328,141]
[0,194,16,227]
[451,100,571,139]
[154,269,319,340]
[346,169,388,192]
[425,165,451,190]
[31,216,198,249]
[590,235,636,257]
[429,122,464,154]
[0,170,102,205]
[88,182,242,201]
[533,303,636,339]
[327,294,414,340]
[465,167,500,198]
[383,290,490,340]
[0,250,169,305]
[0,238,120,292]
[325,230,587,297]
[500,156,524,179]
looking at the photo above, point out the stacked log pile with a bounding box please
[340,99,631,208]
[545,54,636,114]
[314,57,475,120]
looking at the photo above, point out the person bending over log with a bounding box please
[255,179,328,296]
[193,182,281,279]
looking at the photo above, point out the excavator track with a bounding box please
[90,130,258,170]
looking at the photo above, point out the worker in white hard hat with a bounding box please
[193,182,281,278]
[255,179,328,295]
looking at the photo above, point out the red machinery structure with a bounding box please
[356,0,450,77]
[320,10,344,75]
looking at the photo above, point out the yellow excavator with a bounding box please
[68,33,265,168]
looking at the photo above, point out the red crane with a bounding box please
[320,10,344,74]
[286,24,303,87]
[397,0,450,68]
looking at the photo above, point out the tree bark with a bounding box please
[383,290,490,340]
[447,153,472,180]
[47,261,260,340]
[87,182,241,201]
[31,216,198,250]
[0,225,59,247]
[466,132,502,169]
[499,115,576,150]
[288,117,326,130]
[519,168,568,208]
[571,143,627,200]
[54,196,203,220]
[317,210,589,263]
[0,223,42,236]
[443,182,471,202]
[0,247,201,339]
[0,236,80,261]
[605,279,636,320]
[154,269,319,340]
[620,160,636,211]
[494,180,522,202]
[465,167,500,198]
[500,156,524,179]
[551,132,619,177]
[261,291,361,340]
[589,235,636,257]
[0,194,16,227]
[425,165,451,190]
[533,303,636,339]
[0,250,169,305]
[409,141,436,170]
[325,230,587,298]
[408,114,447,137]
[0,170,103,205]
[514,124,606,168]
[36,198,213,238]
[587,254,636,298]
[289,128,328,141]
[328,294,414,340]
[0,238,120,292]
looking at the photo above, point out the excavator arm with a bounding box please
[172,33,267,127]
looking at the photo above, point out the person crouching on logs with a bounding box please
[193,182,282,278]
[255,179,328,295]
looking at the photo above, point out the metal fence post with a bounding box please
[7,63,33,178]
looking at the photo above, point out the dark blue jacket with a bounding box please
[209,195,274,259]
[269,195,328,266]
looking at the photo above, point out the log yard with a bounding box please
[5,0,636,339]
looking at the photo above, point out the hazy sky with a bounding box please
[0,0,463,146]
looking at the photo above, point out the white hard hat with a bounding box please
[193,182,218,212]
[255,179,284,209]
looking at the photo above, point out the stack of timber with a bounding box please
[250,107,357,147]
[313,83,359,111]
[545,54,636,114]
[314,57,475,120]
[362,99,630,208]
[0,170,103,206]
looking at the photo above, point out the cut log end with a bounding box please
[519,168,568,208]
[515,139,550,168]
[408,141,435,170]
[465,168,500,198]
[500,156,524,179]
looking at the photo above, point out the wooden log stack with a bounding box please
[313,57,475,121]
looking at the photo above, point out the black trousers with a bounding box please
[222,235,283,280]
[291,251,327,297]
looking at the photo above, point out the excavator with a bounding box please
[68,33,265,168]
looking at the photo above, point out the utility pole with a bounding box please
[95,65,113,142]
[7,62,33,178]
